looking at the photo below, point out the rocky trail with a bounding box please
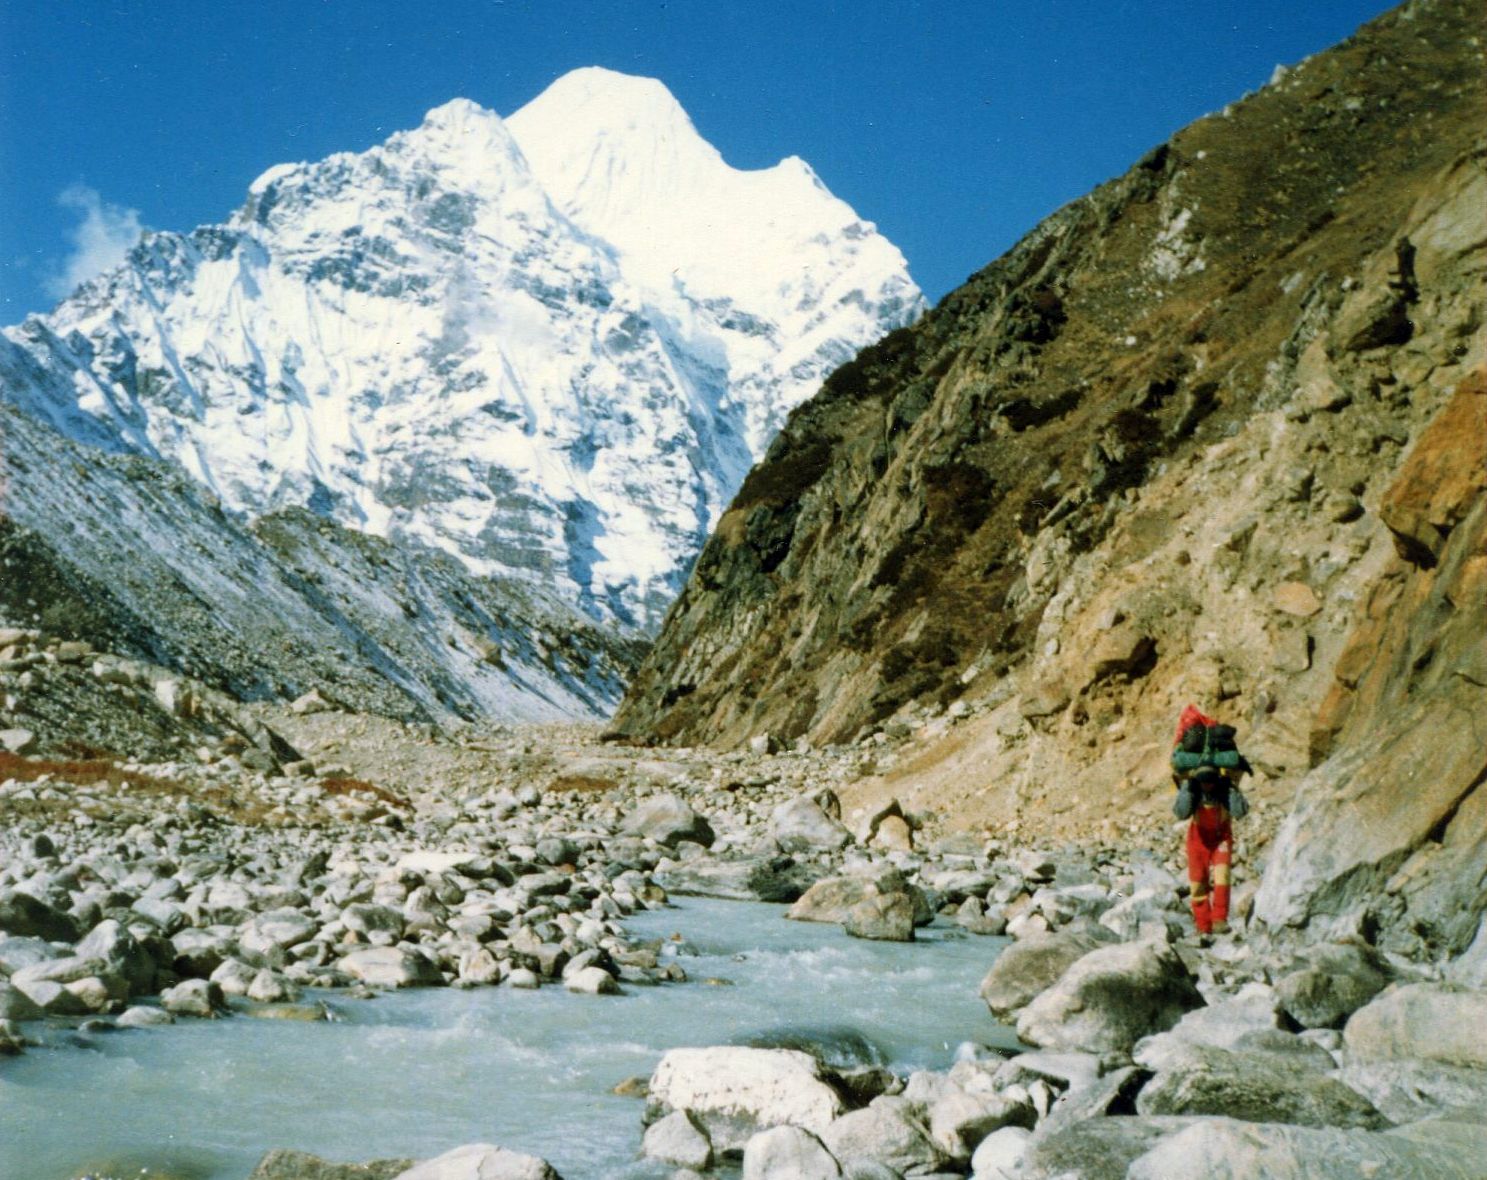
[3,632,1486,1178]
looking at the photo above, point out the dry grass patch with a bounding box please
[320,775,412,810]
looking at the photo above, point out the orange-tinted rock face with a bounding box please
[1378,371,1487,566]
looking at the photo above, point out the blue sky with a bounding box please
[1,1,1395,321]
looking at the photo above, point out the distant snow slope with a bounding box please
[4,68,922,630]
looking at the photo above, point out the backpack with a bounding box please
[1171,720,1243,772]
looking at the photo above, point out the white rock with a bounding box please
[741,1125,841,1180]
[970,1126,1032,1179]
[564,966,618,995]
[337,947,442,989]
[648,1046,847,1154]
[642,1110,713,1170]
[391,1142,561,1180]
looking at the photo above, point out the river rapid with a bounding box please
[1,898,1013,1180]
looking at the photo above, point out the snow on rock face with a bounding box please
[4,70,922,631]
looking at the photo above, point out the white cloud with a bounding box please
[43,185,145,299]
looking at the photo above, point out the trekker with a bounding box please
[1171,705,1250,938]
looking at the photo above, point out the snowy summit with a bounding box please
[4,68,923,629]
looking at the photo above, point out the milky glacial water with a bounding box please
[0,899,1013,1180]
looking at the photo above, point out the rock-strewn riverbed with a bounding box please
[3,689,1487,1179]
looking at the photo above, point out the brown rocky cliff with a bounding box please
[616,0,1484,782]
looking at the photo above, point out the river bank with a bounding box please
[3,695,1486,1179]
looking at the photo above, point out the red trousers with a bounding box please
[1186,806,1233,934]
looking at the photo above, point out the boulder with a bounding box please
[1124,1113,1487,1180]
[924,1086,1030,1161]
[642,1110,713,1170]
[342,903,406,943]
[1134,1041,1384,1128]
[391,1143,563,1180]
[647,1046,847,1154]
[1098,888,1185,941]
[789,876,881,924]
[75,919,157,994]
[1343,983,1487,1070]
[969,1126,1030,1180]
[248,1149,413,1179]
[659,855,820,903]
[10,978,92,1016]
[564,966,619,995]
[844,894,915,942]
[116,1005,175,1029]
[1019,1116,1195,1180]
[978,928,1113,1020]
[0,935,65,975]
[819,1098,944,1174]
[1015,939,1203,1055]
[0,727,36,754]
[620,794,716,849]
[1034,1067,1145,1139]
[0,890,79,942]
[337,947,442,989]
[741,1125,841,1180]
[771,797,852,852]
[161,978,224,1018]
[1138,983,1284,1053]
[0,981,44,1021]
[241,909,319,955]
[1274,943,1390,1029]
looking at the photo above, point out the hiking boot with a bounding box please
[1212,920,1231,935]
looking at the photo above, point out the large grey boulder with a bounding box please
[240,908,319,956]
[391,1143,563,1180]
[647,1046,846,1154]
[0,890,79,942]
[1019,1116,1195,1180]
[819,1098,944,1174]
[1343,983,1487,1070]
[844,894,915,942]
[342,903,406,943]
[1138,983,1284,1053]
[1124,1113,1487,1180]
[621,794,716,849]
[161,978,225,1018]
[1133,1041,1384,1128]
[337,947,442,989]
[789,875,881,924]
[0,935,65,975]
[1274,943,1391,1029]
[924,1085,1031,1161]
[75,919,157,994]
[1015,938,1203,1055]
[0,981,44,1021]
[658,855,820,903]
[770,797,852,852]
[642,1110,713,1170]
[978,929,1112,1020]
[741,1125,841,1180]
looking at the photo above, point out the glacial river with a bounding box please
[0,899,1013,1180]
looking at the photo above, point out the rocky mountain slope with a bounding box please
[615,0,1485,962]
[2,69,919,631]
[1,400,643,733]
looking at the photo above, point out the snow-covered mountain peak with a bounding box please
[516,67,700,146]
[508,69,894,311]
[6,70,923,631]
